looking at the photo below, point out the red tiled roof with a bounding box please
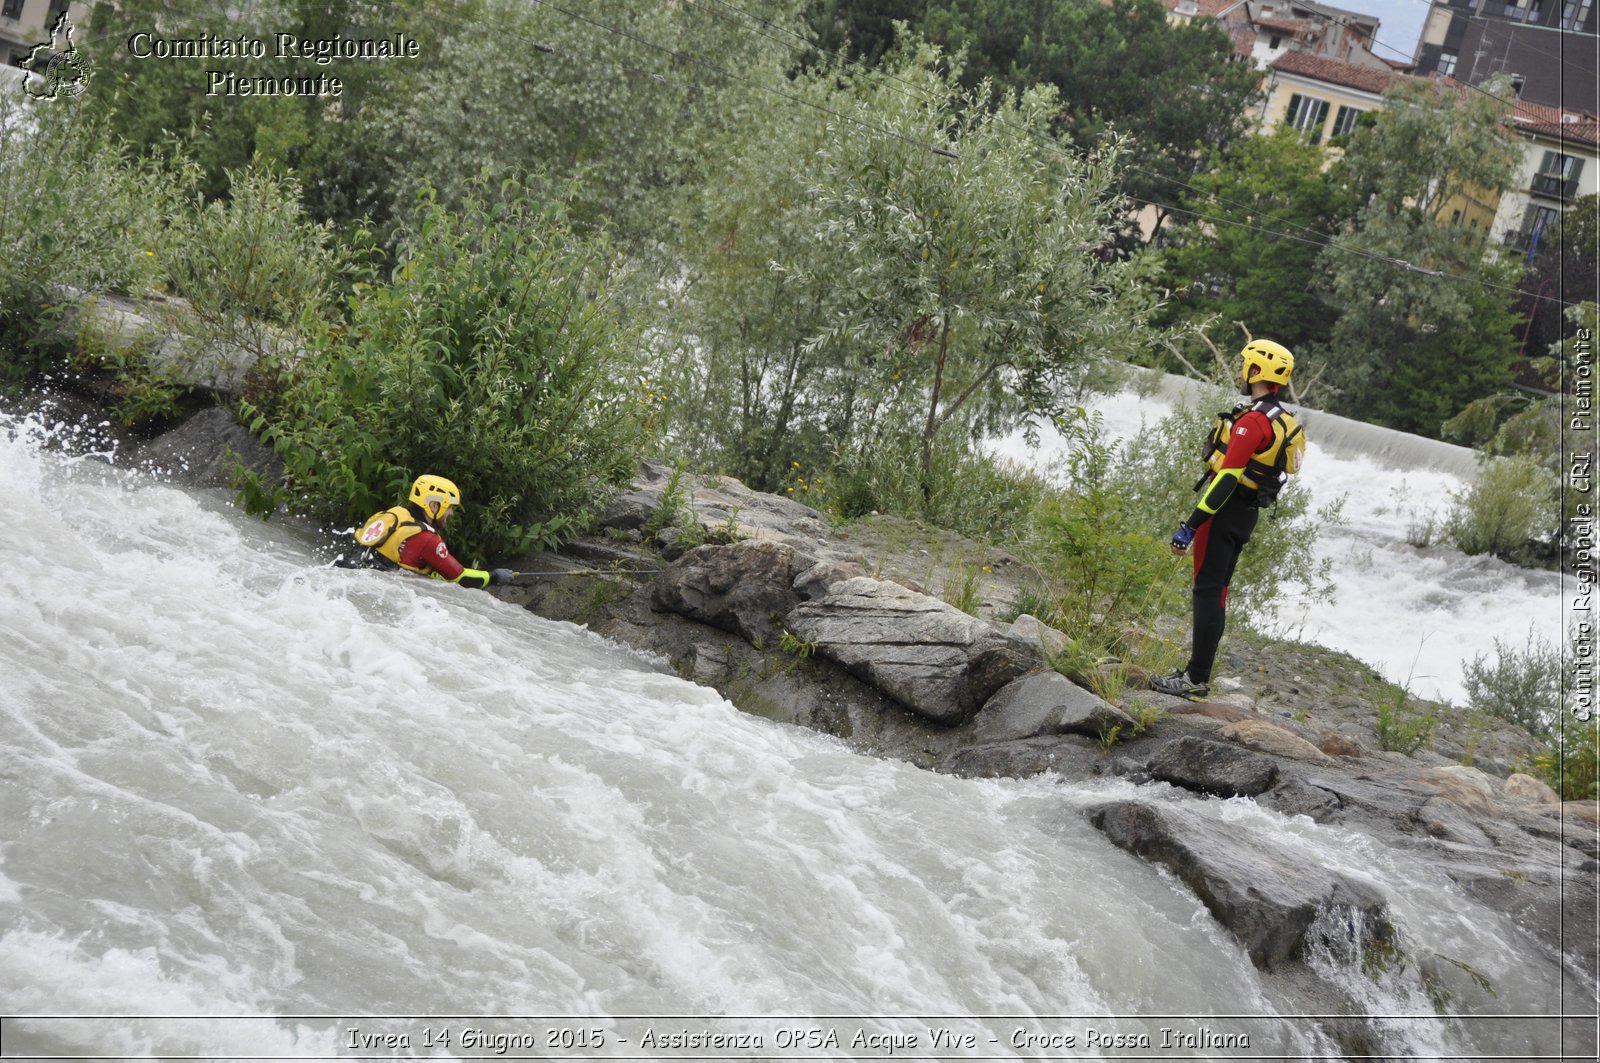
[1229,26,1258,60]
[1516,120,1600,148]
[1509,97,1585,125]
[1255,18,1308,35]
[1270,50,1415,95]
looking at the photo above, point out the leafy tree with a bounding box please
[794,41,1153,502]
[0,94,176,384]
[1317,76,1525,435]
[921,0,1261,248]
[1156,130,1351,353]
[807,0,927,64]
[82,0,427,231]
[663,38,1153,503]
[653,59,843,489]
[247,179,646,558]
[387,0,809,250]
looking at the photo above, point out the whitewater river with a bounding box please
[0,406,1584,1060]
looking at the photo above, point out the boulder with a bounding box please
[1320,733,1363,758]
[970,670,1136,744]
[1412,797,1493,847]
[1168,701,1257,724]
[1419,765,1497,817]
[793,559,868,601]
[943,735,1100,780]
[650,540,799,647]
[132,407,282,489]
[1149,736,1280,798]
[784,577,1044,724]
[1089,800,1394,970]
[1055,683,1141,740]
[598,461,679,530]
[1005,614,1070,661]
[1262,775,1344,823]
[1564,800,1600,827]
[1503,773,1560,806]
[1220,720,1335,766]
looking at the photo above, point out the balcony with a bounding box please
[1503,229,1535,253]
[1531,172,1577,199]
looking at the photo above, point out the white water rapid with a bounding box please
[0,408,1581,1060]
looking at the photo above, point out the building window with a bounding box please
[1269,34,1283,49]
[1,0,24,21]
[1284,93,1330,144]
[1438,51,1458,76]
[1330,105,1364,139]
[1540,150,1583,178]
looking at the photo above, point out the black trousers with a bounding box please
[1187,498,1259,684]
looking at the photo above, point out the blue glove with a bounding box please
[1170,523,1195,550]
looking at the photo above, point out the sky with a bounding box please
[1325,0,1433,65]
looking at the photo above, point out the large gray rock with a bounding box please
[132,407,282,488]
[972,670,1135,744]
[1261,775,1344,823]
[785,577,1044,724]
[1005,614,1069,660]
[1089,800,1394,970]
[1149,735,1280,797]
[650,540,799,647]
[943,735,1101,780]
[598,461,679,530]
[793,559,868,601]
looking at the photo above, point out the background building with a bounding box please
[1492,104,1600,256]
[1413,0,1600,109]
[1,0,70,68]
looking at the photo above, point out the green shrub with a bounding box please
[0,95,170,385]
[1031,408,1189,649]
[1445,454,1559,561]
[157,162,355,367]
[1463,629,1562,737]
[247,178,648,559]
[1531,722,1600,801]
[1375,683,1437,755]
[827,431,1052,544]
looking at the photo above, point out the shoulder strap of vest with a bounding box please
[1250,396,1284,422]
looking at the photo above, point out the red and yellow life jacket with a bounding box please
[1200,397,1306,503]
[353,505,429,572]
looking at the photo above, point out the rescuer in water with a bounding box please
[1153,340,1306,700]
[351,474,511,589]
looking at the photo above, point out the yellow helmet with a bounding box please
[1240,339,1294,387]
[409,474,461,522]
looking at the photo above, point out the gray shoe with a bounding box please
[1152,669,1209,700]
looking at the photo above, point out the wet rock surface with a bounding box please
[1088,799,1394,970]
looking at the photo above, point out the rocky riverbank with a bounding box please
[17,395,1599,1056]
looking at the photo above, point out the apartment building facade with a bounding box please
[1413,0,1599,109]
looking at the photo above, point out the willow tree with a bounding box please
[1318,76,1524,435]
[792,40,1154,503]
